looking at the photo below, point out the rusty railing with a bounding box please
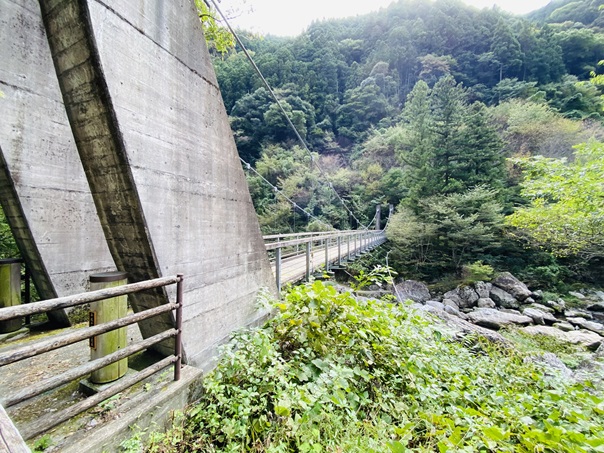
[0,274,184,440]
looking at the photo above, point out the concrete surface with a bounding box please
[38,0,277,365]
[0,0,116,325]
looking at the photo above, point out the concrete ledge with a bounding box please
[50,365,203,453]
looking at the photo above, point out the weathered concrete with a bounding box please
[38,0,276,365]
[0,0,116,325]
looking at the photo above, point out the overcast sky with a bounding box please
[222,0,553,36]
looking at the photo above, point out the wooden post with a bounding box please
[89,271,128,384]
[0,259,22,334]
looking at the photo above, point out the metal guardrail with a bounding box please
[264,230,387,291]
[0,274,184,440]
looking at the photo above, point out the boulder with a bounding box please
[443,289,464,308]
[425,300,445,311]
[532,290,544,300]
[566,317,604,335]
[527,303,555,314]
[542,299,566,313]
[522,297,535,305]
[411,305,509,345]
[522,325,603,351]
[553,321,575,332]
[474,281,492,299]
[565,309,592,320]
[587,302,604,313]
[395,280,431,303]
[568,291,586,300]
[492,272,532,301]
[477,298,496,308]
[444,304,468,320]
[443,299,459,309]
[522,307,558,326]
[490,286,520,309]
[467,308,533,330]
[458,286,480,308]
[592,290,604,302]
[525,352,573,380]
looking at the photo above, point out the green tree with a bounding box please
[0,206,18,259]
[490,18,523,82]
[506,140,604,260]
[194,0,235,55]
[387,186,504,275]
[335,80,392,142]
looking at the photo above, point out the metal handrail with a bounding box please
[264,229,387,292]
[0,274,184,440]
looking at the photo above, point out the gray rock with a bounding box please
[474,281,492,299]
[395,280,431,303]
[411,305,509,345]
[566,317,604,335]
[443,299,459,309]
[522,325,603,351]
[477,297,496,308]
[443,289,464,308]
[592,290,604,302]
[500,308,523,315]
[458,286,480,308]
[543,299,565,313]
[444,304,468,320]
[490,286,520,309]
[522,307,558,325]
[523,297,535,305]
[467,308,533,330]
[527,303,555,314]
[569,291,586,300]
[526,352,573,380]
[492,272,532,301]
[532,290,544,300]
[587,302,604,313]
[553,322,575,332]
[596,342,604,358]
[425,300,445,311]
[565,309,593,320]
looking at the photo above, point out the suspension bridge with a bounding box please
[0,0,389,449]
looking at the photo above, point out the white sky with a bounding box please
[222,0,553,37]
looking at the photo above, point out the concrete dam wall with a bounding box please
[0,0,277,367]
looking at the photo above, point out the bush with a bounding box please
[461,261,495,283]
[138,281,604,452]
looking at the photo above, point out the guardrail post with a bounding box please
[305,242,311,282]
[89,272,128,384]
[337,236,342,266]
[324,238,329,272]
[275,248,282,293]
[175,274,183,381]
[0,258,23,334]
[354,234,358,257]
[347,235,351,261]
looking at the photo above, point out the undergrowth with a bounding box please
[133,281,604,452]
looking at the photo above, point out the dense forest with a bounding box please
[205,0,604,288]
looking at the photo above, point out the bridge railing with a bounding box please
[264,230,387,291]
[0,275,184,441]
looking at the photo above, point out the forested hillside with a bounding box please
[208,0,604,287]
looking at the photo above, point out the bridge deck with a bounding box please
[268,235,386,286]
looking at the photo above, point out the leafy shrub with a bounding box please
[143,281,604,452]
[461,260,495,283]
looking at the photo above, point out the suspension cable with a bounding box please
[206,0,366,229]
[240,157,334,230]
